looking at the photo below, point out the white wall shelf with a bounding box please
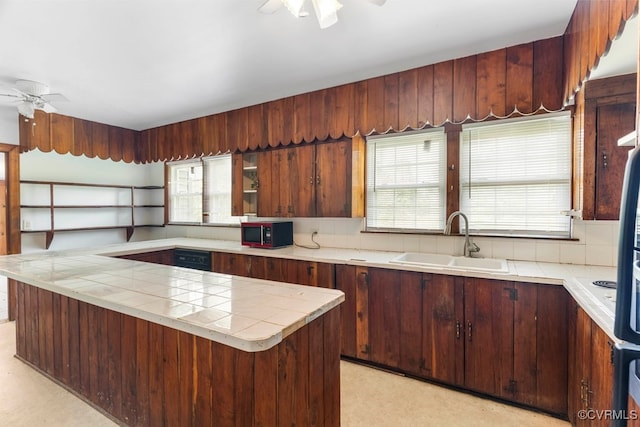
[20,180,165,249]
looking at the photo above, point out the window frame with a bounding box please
[459,112,573,238]
[166,154,245,226]
[363,113,575,239]
[365,128,448,232]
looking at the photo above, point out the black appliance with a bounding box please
[241,221,293,248]
[613,145,640,425]
[173,249,211,271]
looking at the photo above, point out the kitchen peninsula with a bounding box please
[0,250,343,426]
[1,236,623,425]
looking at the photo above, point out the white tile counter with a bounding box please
[7,236,619,343]
[0,252,344,352]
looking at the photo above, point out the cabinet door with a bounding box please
[257,150,278,217]
[367,268,402,368]
[211,252,250,276]
[335,265,369,359]
[286,144,316,217]
[118,250,174,266]
[282,259,335,288]
[529,284,568,415]
[422,274,464,386]
[590,321,615,426]
[464,278,514,398]
[571,305,593,426]
[315,140,352,217]
[512,283,538,407]
[398,271,425,376]
[595,102,635,219]
[262,256,286,282]
[231,153,244,216]
[270,149,288,217]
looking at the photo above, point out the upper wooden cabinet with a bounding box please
[581,73,637,220]
[232,136,365,218]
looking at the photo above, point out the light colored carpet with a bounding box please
[0,320,568,426]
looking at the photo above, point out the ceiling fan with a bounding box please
[0,79,67,120]
[259,0,387,29]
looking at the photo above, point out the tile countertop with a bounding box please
[5,237,619,343]
[0,252,344,352]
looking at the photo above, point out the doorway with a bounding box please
[0,144,21,322]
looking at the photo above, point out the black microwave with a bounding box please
[241,221,293,248]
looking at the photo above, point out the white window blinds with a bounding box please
[366,129,446,231]
[168,161,203,223]
[460,113,572,237]
[167,155,244,225]
[203,154,244,225]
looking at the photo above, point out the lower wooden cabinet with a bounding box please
[568,302,615,426]
[117,249,175,265]
[336,265,569,416]
[211,251,335,288]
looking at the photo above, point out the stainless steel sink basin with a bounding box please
[390,252,509,273]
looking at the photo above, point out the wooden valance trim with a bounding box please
[134,36,564,162]
[563,0,638,105]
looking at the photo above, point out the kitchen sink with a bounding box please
[390,252,509,273]
[449,256,508,271]
[389,252,453,266]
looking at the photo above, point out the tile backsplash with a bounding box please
[167,218,620,267]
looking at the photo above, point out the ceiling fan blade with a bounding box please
[258,0,283,14]
[0,93,21,100]
[367,0,386,5]
[41,93,69,103]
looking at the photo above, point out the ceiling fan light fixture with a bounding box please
[311,0,342,29]
[282,0,308,17]
[17,101,35,119]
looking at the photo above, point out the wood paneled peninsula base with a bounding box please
[14,282,340,426]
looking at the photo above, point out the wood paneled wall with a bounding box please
[563,0,638,105]
[17,0,639,164]
[135,37,564,162]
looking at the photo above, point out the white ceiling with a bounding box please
[0,0,624,132]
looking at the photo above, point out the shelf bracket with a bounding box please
[125,227,134,242]
[44,231,54,249]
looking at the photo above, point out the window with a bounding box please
[203,155,240,225]
[167,155,244,225]
[168,161,202,223]
[366,129,447,231]
[460,113,572,237]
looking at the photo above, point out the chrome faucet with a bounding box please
[444,211,480,257]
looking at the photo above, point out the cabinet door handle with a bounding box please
[468,321,472,341]
[307,265,314,276]
[310,176,314,185]
[316,175,320,185]
[456,321,461,339]
[603,151,608,169]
